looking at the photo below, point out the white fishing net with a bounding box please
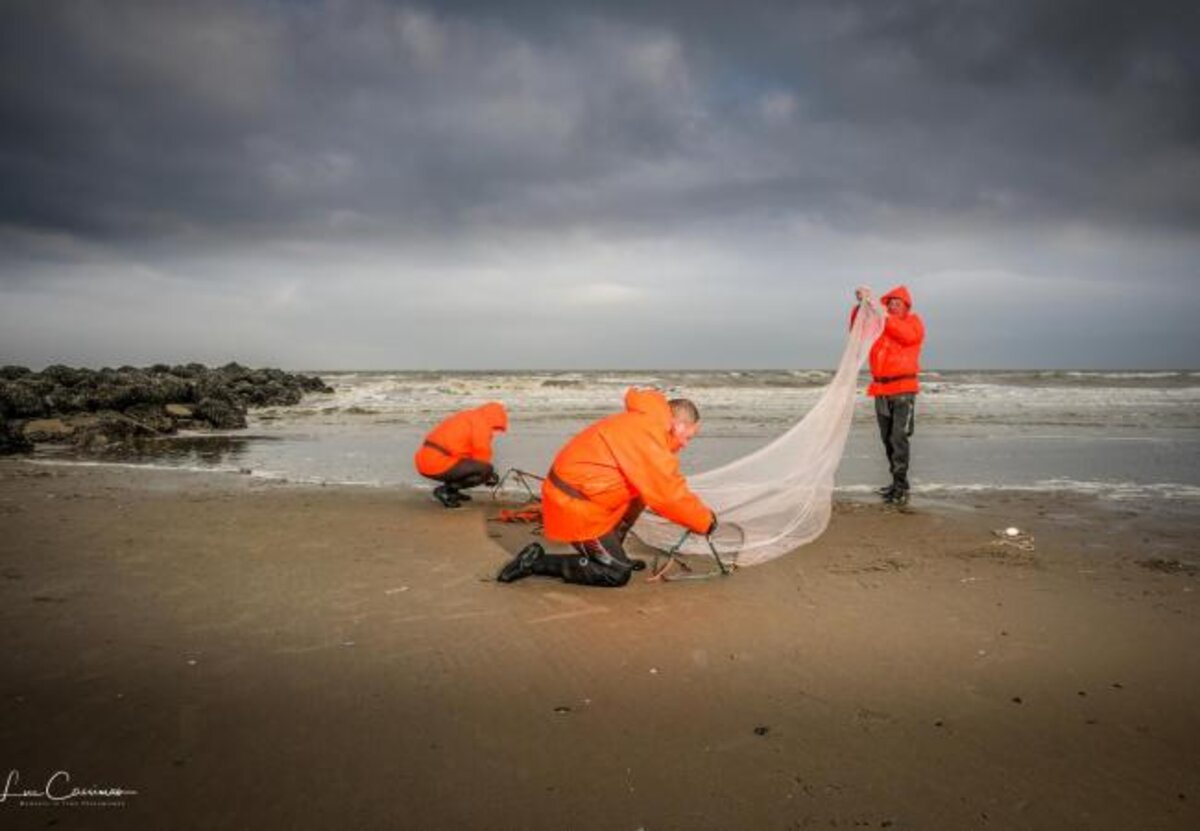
[633,298,885,566]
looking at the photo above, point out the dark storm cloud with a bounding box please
[2,0,1197,251]
[0,0,702,243]
[1,0,1198,369]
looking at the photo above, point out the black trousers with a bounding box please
[428,459,494,493]
[533,500,646,588]
[875,393,916,491]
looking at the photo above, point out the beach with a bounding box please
[1,459,1197,830]
[6,1,1198,828]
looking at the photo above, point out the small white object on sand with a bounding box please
[1005,527,1021,537]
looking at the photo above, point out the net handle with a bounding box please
[491,467,544,502]
[664,529,731,576]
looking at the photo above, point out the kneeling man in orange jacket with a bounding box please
[414,402,508,508]
[497,389,717,588]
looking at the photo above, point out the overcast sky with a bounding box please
[2,0,1197,369]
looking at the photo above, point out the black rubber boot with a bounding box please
[433,485,461,509]
[497,543,546,583]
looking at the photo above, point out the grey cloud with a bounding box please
[3,0,1195,251]
[1,1,717,244]
[1,0,1198,368]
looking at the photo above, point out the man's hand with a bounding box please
[484,471,500,487]
[705,514,719,537]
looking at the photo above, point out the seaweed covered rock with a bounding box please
[194,397,247,430]
[0,419,33,453]
[0,379,48,418]
[0,363,330,453]
[123,403,176,434]
[21,418,75,442]
[0,365,33,381]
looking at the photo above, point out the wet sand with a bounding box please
[0,459,1197,830]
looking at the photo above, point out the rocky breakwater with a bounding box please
[0,363,333,453]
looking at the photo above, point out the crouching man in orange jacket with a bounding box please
[414,402,508,508]
[496,389,716,587]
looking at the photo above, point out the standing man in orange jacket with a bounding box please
[854,285,926,505]
[496,389,717,587]
[414,402,508,508]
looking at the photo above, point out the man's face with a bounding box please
[669,418,701,451]
[886,297,907,316]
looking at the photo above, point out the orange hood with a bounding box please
[881,285,913,310]
[476,401,508,433]
[624,388,683,450]
[624,388,671,429]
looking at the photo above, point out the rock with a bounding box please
[194,398,247,429]
[123,403,175,434]
[302,375,335,394]
[168,363,206,378]
[2,362,327,447]
[193,375,234,402]
[86,382,141,411]
[140,374,192,405]
[0,365,33,381]
[66,413,101,430]
[43,388,91,413]
[0,420,33,454]
[66,411,156,448]
[95,410,160,439]
[76,431,109,450]
[40,365,81,386]
[21,418,75,442]
[0,380,48,418]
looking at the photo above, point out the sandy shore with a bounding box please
[0,459,1197,830]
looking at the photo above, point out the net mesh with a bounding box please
[633,299,884,566]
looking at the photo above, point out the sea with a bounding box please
[37,369,1200,507]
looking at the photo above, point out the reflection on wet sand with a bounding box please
[39,434,279,469]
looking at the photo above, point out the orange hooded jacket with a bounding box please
[853,286,925,397]
[414,402,508,477]
[541,389,714,543]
